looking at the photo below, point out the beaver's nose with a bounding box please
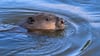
[60,20,64,24]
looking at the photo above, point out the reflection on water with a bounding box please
[0,0,99,56]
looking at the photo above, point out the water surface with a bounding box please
[0,0,100,56]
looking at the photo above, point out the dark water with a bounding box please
[0,0,100,56]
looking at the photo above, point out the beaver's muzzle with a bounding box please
[56,19,65,30]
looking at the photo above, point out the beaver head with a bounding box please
[22,13,65,32]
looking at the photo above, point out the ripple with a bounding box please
[0,8,92,56]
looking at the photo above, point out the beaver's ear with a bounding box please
[27,17,35,24]
[56,17,60,21]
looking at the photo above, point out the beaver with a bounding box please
[21,13,64,31]
[21,12,65,32]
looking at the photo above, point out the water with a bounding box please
[0,0,100,56]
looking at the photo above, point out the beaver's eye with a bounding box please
[27,17,35,24]
[46,18,49,21]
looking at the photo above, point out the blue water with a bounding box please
[0,0,100,56]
